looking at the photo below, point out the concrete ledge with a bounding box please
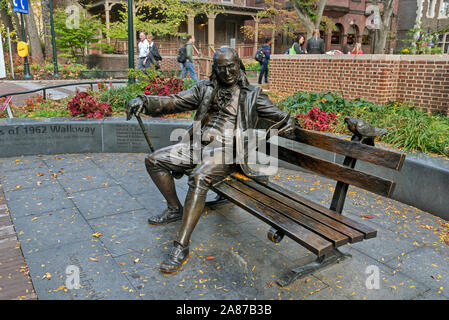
[272,54,449,62]
[0,117,191,156]
[277,137,449,220]
[0,117,447,220]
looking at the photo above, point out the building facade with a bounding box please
[247,0,399,54]
[397,0,449,53]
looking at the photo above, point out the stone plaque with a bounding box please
[0,121,102,156]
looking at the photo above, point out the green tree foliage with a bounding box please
[53,8,102,62]
[400,22,444,55]
[106,0,222,39]
[290,0,328,38]
[241,0,304,52]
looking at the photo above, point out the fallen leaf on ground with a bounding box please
[92,232,104,238]
[89,257,99,262]
[44,272,51,280]
[205,256,215,261]
[361,215,374,219]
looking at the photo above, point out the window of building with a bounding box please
[439,0,449,18]
[347,25,359,45]
[439,33,449,53]
[331,24,343,45]
[426,0,437,18]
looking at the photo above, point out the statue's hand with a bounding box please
[278,116,298,138]
[126,97,145,121]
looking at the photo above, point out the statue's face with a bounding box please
[215,50,240,87]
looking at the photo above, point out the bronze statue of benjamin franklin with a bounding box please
[126,46,297,274]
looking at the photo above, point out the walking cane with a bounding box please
[134,105,155,153]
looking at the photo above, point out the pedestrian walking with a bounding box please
[258,38,271,85]
[306,29,325,54]
[137,32,150,70]
[180,35,198,83]
[145,34,162,70]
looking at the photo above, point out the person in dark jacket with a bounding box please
[306,29,325,54]
[126,46,298,273]
[293,34,306,54]
[144,34,162,70]
[258,38,271,85]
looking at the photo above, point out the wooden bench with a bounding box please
[208,119,406,287]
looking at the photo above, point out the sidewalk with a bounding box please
[0,152,447,300]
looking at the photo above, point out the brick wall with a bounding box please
[269,54,449,115]
[96,54,209,80]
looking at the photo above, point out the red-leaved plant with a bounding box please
[144,76,183,96]
[296,107,338,132]
[67,90,112,119]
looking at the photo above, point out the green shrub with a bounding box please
[98,83,144,112]
[279,91,449,157]
[182,78,197,91]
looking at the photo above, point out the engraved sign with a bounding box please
[0,123,101,156]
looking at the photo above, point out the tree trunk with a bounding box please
[374,28,388,54]
[41,0,52,60]
[23,0,44,63]
[271,26,275,54]
[0,7,17,53]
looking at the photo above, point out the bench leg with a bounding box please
[276,249,351,287]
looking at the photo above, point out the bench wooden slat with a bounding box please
[257,179,377,239]
[227,179,350,247]
[271,143,396,198]
[212,181,333,257]
[230,175,364,243]
[288,129,406,170]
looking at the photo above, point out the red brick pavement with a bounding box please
[0,185,36,300]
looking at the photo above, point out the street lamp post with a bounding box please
[20,13,33,80]
[48,0,59,78]
[127,0,135,84]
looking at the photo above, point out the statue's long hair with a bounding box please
[209,47,250,89]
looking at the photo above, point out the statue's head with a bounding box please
[211,46,246,87]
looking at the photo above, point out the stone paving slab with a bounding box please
[24,239,138,300]
[0,167,59,192]
[5,184,74,219]
[56,167,118,194]
[70,185,145,220]
[13,207,94,255]
[0,153,448,300]
[89,209,170,257]
[42,154,101,173]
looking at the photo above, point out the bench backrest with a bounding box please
[266,128,406,199]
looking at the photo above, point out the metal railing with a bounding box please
[0,80,128,119]
[0,80,128,101]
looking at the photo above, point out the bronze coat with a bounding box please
[140,80,292,177]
